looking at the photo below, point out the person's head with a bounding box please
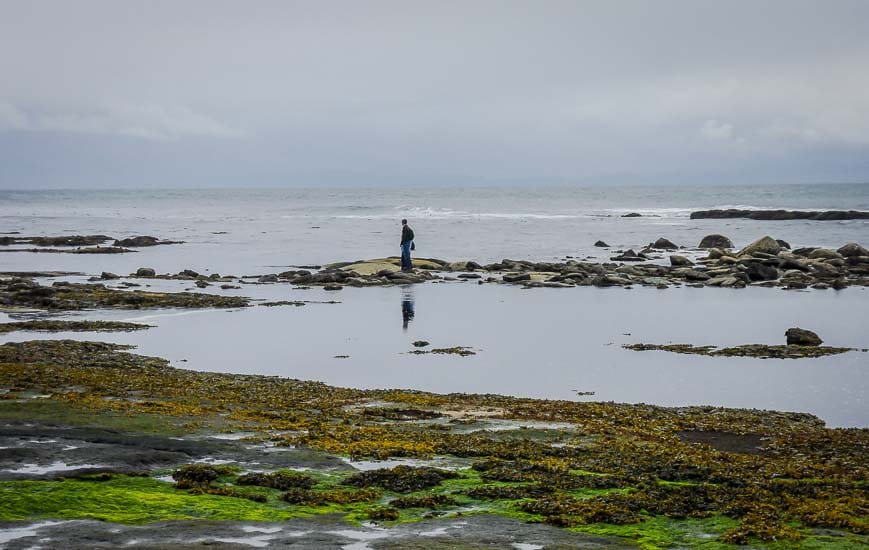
[401,219,407,226]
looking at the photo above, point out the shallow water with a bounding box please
[3,279,867,428]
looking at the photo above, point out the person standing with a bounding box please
[400,219,414,271]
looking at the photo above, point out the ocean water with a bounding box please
[1,183,868,427]
[1,183,868,274]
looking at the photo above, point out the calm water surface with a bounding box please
[2,279,866,428]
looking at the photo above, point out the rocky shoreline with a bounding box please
[0,340,866,548]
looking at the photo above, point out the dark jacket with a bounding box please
[401,225,414,245]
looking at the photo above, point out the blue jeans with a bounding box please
[400,241,413,270]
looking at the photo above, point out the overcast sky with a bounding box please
[1,0,868,189]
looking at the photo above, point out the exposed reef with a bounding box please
[224,237,869,290]
[690,209,869,220]
[623,343,856,359]
[0,278,249,310]
[0,320,151,333]
[0,339,865,547]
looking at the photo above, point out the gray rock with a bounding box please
[594,240,610,247]
[670,255,694,267]
[837,243,869,257]
[503,273,531,283]
[698,234,734,249]
[100,272,119,280]
[740,236,782,256]
[785,328,822,346]
[744,262,779,281]
[621,212,642,217]
[652,237,678,250]
[807,248,843,260]
[776,239,791,250]
[258,274,278,283]
[135,267,156,277]
[324,284,343,291]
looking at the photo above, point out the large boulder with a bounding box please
[698,234,734,249]
[837,243,869,257]
[652,237,678,250]
[135,267,156,277]
[785,328,822,346]
[740,236,782,257]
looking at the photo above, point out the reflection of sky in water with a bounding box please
[2,280,867,428]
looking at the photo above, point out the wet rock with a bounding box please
[220,284,240,290]
[100,272,120,280]
[592,274,633,287]
[740,236,782,257]
[194,280,209,288]
[27,235,113,247]
[114,236,181,247]
[135,267,156,277]
[621,212,642,217]
[652,237,678,250]
[178,269,200,279]
[776,239,791,250]
[324,284,343,291]
[594,240,610,247]
[257,274,278,283]
[699,234,734,249]
[744,262,779,281]
[670,255,693,267]
[831,278,849,290]
[412,340,430,348]
[808,249,843,260]
[503,273,531,283]
[837,242,869,257]
[457,273,481,279]
[610,250,646,262]
[785,328,822,346]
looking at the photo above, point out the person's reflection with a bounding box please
[401,286,415,331]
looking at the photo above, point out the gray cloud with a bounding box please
[1,0,868,188]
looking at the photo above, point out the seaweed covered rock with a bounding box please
[699,234,734,249]
[280,487,381,506]
[785,327,823,346]
[390,494,457,509]
[342,465,459,493]
[236,470,314,490]
[368,507,400,521]
[172,464,234,488]
[114,236,181,247]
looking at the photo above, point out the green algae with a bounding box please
[0,476,298,523]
